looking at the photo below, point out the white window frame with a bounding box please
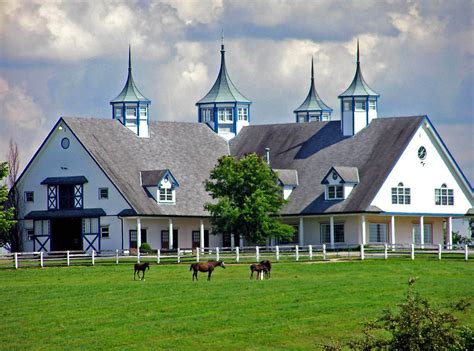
[139,106,147,119]
[320,223,345,243]
[100,225,110,239]
[297,113,306,123]
[158,187,175,203]
[326,185,344,200]
[435,184,454,205]
[308,113,320,122]
[343,101,352,111]
[369,100,376,110]
[98,187,109,200]
[355,99,366,111]
[126,107,137,126]
[369,223,388,243]
[391,183,410,204]
[322,112,330,120]
[115,107,122,118]
[238,107,248,121]
[24,191,34,202]
[218,108,233,123]
[202,108,212,123]
[413,223,433,244]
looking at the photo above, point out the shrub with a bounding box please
[139,242,152,254]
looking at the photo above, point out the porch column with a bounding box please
[200,219,205,248]
[169,218,173,249]
[330,216,335,249]
[391,216,396,248]
[299,217,304,246]
[361,215,366,245]
[231,233,235,248]
[137,217,142,249]
[420,216,424,248]
[447,216,453,249]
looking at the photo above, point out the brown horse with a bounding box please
[260,260,272,279]
[190,260,225,281]
[250,263,268,280]
[134,262,150,280]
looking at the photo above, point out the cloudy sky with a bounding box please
[1,0,473,184]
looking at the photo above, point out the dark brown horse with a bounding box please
[260,260,272,279]
[250,263,268,280]
[190,260,225,281]
[134,262,150,280]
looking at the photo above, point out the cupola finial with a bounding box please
[356,38,360,64]
[128,44,132,72]
[311,56,314,81]
[221,29,225,52]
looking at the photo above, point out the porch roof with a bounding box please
[25,208,106,219]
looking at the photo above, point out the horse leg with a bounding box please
[142,269,145,281]
[134,270,137,280]
[208,268,213,281]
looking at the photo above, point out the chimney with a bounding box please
[265,147,270,166]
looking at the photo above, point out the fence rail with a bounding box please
[0,244,471,269]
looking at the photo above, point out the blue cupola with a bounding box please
[110,46,151,137]
[196,38,251,140]
[294,57,332,123]
[338,40,379,136]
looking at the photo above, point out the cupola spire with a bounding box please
[338,40,379,136]
[196,36,252,140]
[294,57,333,122]
[110,46,151,137]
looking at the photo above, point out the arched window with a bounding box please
[392,183,410,204]
[435,184,453,205]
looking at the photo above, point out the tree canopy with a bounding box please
[204,153,294,244]
[0,162,16,241]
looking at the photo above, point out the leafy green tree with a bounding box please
[0,162,16,245]
[205,153,294,244]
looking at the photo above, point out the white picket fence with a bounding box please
[0,244,471,269]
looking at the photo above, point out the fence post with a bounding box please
[137,250,141,263]
[295,245,299,261]
[360,245,364,260]
[157,249,161,264]
[216,247,220,261]
[236,246,240,262]
[256,246,260,261]
[196,247,200,262]
[465,244,469,261]
[39,251,44,268]
[411,243,415,260]
[309,245,313,260]
[14,252,18,269]
[323,244,326,260]
[92,250,95,266]
[438,244,442,260]
[177,248,181,263]
[384,244,388,260]
[275,246,280,261]
[67,250,70,266]
[116,249,119,265]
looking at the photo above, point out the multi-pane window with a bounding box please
[322,112,330,120]
[343,101,352,111]
[369,223,388,243]
[309,113,320,122]
[355,99,366,111]
[391,183,410,204]
[24,191,34,202]
[327,185,344,200]
[202,108,212,123]
[159,188,174,203]
[218,108,233,122]
[413,223,433,244]
[126,107,137,125]
[369,100,376,110]
[297,113,306,123]
[99,188,109,200]
[238,107,248,121]
[100,226,110,238]
[321,223,345,243]
[115,107,122,118]
[139,106,147,118]
[435,184,453,205]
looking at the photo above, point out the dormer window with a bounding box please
[140,169,179,205]
[327,185,344,200]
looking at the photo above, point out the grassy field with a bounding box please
[1,259,473,350]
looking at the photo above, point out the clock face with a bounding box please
[418,146,427,160]
[61,137,70,149]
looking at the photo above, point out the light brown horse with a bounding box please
[250,263,268,280]
[190,260,225,281]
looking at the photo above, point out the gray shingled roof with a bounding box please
[274,169,298,186]
[294,59,332,112]
[196,46,251,104]
[230,116,425,215]
[63,118,228,216]
[110,48,150,104]
[140,170,179,187]
[339,43,379,98]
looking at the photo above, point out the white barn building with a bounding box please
[14,42,474,253]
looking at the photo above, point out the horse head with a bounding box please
[219,261,226,269]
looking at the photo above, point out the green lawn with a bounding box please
[1,259,473,350]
